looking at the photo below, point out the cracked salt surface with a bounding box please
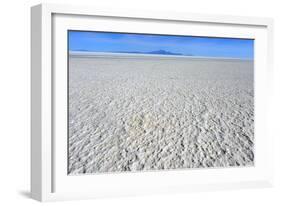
[68,55,254,174]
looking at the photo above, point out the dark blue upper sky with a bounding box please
[68,31,254,59]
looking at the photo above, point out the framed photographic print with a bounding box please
[31,3,274,201]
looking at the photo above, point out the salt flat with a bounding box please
[68,53,254,174]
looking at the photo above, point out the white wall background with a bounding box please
[0,0,280,205]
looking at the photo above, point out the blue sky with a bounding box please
[68,31,254,59]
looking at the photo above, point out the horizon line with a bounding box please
[69,50,253,60]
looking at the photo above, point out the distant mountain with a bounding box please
[113,49,184,56]
[147,50,182,55]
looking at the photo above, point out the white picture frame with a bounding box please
[31,3,274,202]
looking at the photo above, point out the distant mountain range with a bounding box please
[75,49,192,56]
[115,50,184,56]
